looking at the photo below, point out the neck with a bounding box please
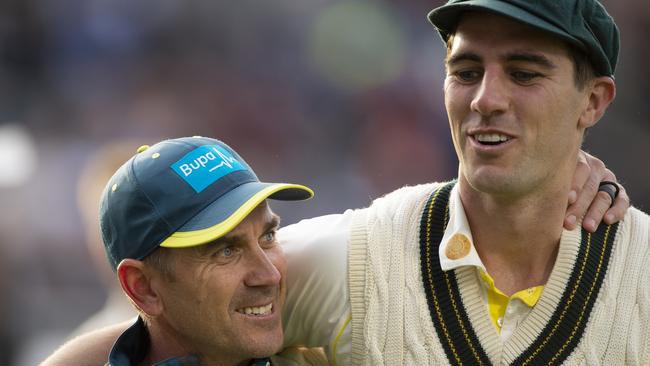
[142,318,191,365]
[458,172,571,295]
[143,317,251,366]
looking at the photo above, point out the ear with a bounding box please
[578,76,616,129]
[117,259,164,316]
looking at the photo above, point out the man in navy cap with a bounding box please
[51,136,314,365]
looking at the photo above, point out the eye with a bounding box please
[454,69,481,83]
[221,247,233,257]
[263,231,276,242]
[214,246,237,259]
[511,70,540,83]
[261,230,277,244]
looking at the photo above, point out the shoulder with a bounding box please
[624,208,650,335]
[373,182,445,206]
[364,182,446,212]
[356,181,448,225]
[628,206,650,263]
[607,207,650,270]
[609,207,650,299]
[619,207,650,248]
[626,206,650,225]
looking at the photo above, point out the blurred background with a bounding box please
[0,0,647,364]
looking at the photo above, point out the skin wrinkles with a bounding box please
[148,202,287,365]
[191,215,281,268]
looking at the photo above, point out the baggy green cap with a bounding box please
[428,0,619,77]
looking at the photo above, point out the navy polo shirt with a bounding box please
[107,317,271,366]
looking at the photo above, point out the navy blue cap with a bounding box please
[99,136,313,271]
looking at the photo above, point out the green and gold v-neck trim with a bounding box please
[419,181,619,366]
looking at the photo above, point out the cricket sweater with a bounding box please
[348,182,650,365]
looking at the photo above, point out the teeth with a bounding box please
[237,303,273,316]
[475,134,509,143]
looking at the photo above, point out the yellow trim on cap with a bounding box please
[160,183,313,248]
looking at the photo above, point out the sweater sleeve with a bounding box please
[279,211,353,354]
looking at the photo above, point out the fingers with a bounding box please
[581,162,615,232]
[564,151,605,231]
[603,184,630,225]
[581,188,615,232]
[567,151,591,205]
[581,168,631,231]
[565,150,631,232]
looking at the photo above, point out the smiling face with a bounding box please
[152,201,286,364]
[444,12,596,199]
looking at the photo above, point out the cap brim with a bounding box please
[160,182,313,248]
[428,1,582,51]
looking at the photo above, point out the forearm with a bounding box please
[40,320,132,366]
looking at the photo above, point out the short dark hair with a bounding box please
[567,44,597,90]
[143,247,176,282]
[445,34,596,90]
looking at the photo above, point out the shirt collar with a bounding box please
[108,317,270,366]
[439,183,486,272]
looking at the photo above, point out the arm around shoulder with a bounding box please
[279,211,353,348]
[40,320,132,366]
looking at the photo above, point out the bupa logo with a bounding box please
[171,145,246,192]
[178,147,237,176]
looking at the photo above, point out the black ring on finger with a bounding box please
[598,181,619,207]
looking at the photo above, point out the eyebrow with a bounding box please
[446,51,482,67]
[504,51,557,69]
[265,214,281,233]
[446,50,557,70]
[211,214,281,246]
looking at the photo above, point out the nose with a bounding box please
[470,70,509,118]
[244,246,282,288]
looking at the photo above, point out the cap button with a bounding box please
[445,233,471,260]
[136,145,150,153]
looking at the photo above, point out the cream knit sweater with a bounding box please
[348,182,650,365]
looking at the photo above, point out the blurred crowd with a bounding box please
[0,0,647,364]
